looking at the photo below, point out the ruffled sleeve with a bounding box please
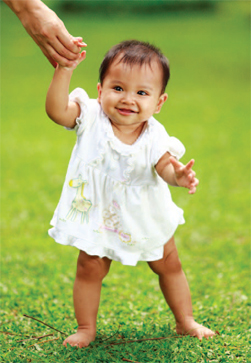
[151,122,185,165]
[66,88,96,135]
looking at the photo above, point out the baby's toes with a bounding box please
[197,326,215,340]
[204,327,215,338]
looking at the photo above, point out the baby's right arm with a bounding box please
[46,47,86,128]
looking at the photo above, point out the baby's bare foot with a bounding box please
[63,328,96,348]
[176,319,215,340]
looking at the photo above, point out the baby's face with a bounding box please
[97,58,167,128]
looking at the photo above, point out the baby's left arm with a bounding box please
[155,153,199,194]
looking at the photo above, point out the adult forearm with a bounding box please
[3,0,44,19]
[3,0,82,68]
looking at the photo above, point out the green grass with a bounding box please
[1,2,250,362]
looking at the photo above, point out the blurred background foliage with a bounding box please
[56,0,217,14]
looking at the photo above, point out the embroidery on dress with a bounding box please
[100,201,135,245]
[66,174,92,223]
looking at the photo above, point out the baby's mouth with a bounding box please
[117,108,137,115]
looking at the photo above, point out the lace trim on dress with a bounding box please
[101,111,155,155]
[92,110,155,183]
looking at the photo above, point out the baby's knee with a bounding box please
[165,253,182,274]
[76,251,111,281]
[149,250,183,276]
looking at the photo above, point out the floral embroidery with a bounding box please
[66,174,92,223]
[100,201,135,245]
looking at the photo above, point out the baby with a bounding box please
[46,40,215,348]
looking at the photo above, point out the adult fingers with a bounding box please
[57,27,81,53]
[46,35,81,61]
[39,44,58,67]
[45,17,81,55]
[56,27,87,56]
[41,42,82,68]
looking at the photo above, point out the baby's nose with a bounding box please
[122,92,135,103]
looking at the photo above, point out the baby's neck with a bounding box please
[111,121,147,145]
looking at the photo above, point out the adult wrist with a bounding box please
[15,0,46,21]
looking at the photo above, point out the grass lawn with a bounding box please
[1,1,250,362]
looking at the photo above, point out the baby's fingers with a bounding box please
[75,50,86,65]
[185,159,195,171]
[189,186,197,194]
[73,37,87,48]
[188,169,196,181]
[169,156,182,170]
[188,178,199,194]
[66,50,86,70]
[79,50,86,60]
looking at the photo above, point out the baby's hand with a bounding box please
[73,37,87,48]
[170,156,199,194]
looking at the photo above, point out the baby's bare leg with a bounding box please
[63,251,111,348]
[148,237,215,340]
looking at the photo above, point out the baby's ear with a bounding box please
[155,93,168,114]
[97,83,102,103]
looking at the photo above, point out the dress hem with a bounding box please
[48,219,184,266]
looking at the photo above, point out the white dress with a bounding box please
[49,88,185,266]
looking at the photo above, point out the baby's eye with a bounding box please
[137,90,147,96]
[114,86,123,92]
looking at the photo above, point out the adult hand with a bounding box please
[3,0,86,67]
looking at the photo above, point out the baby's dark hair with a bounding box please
[99,40,170,94]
